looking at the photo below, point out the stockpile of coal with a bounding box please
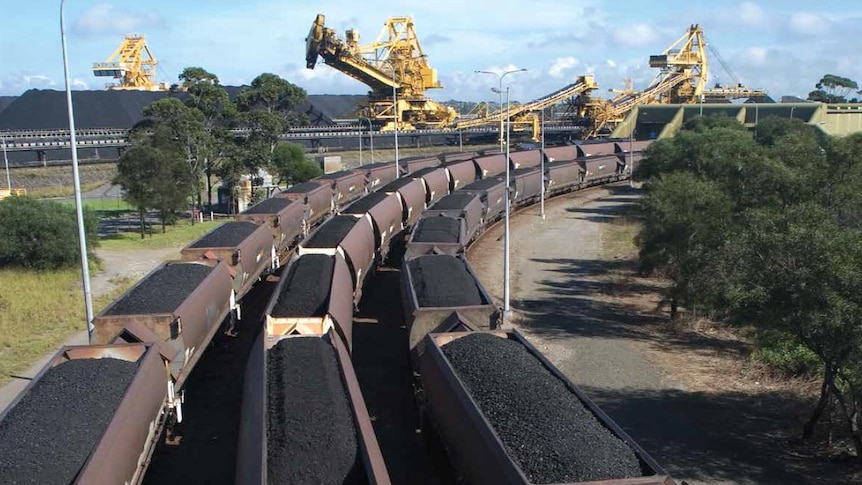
[304,215,357,248]
[270,254,334,317]
[0,89,172,130]
[343,192,387,215]
[407,255,484,307]
[0,358,138,483]
[319,170,358,180]
[0,96,17,115]
[188,222,260,249]
[412,217,460,243]
[462,176,506,192]
[283,181,327,194]
[306,94,364,119]
[441,333,644,483]
[431,193,477,211]
[242,197,292,215]
[267,337,365,484]
[105,262,213,315]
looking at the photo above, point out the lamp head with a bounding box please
[491,87,503,94]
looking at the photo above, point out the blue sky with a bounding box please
[2,1,861,103]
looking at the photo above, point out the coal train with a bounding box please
[0,139,673,484]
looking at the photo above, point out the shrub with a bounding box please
[0,197,99,270]
[750,329,822,378]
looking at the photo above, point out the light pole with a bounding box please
[358,123,363,166]
[476,68,526,153]
[539,109,545,219]
[629,124,635,188]
[387,61,400,179]
[358,116,373,164]
[790,106,796,120]
[61,0,95,338]
[2,134,10,192]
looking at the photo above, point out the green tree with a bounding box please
[115,145,195,236]
[0,197,98,270]
[271,142,322,185]
[807,74,861,103]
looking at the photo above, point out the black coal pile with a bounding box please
[431,193,477,211]
[307,94,364,120]
[0,357,138,483]
[304,215,357,248]
[412,217,460,243]
[380,177,418,193]
[267,337,365,484]
[0,96,17,115]
[462,176,506,192]
[105,262,213,315]
[188,222,260,249]
[270,254,334,317]
[441,333,644,483]
[242,197,292,215]
[343,192,387,215]
[407,255,484,307]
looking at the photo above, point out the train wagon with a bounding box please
[439,151,478,163]
[404,215,468,260]
[279,180,333,227]
[582,155,625,186]
[425,192,484,243]
[342,192,404,261]
[509,149,543,169]
[0,344,171,485]
[408,166,449,206]
[181,221,275,297]
[318,169,368,208]
[459,176,508,223]
[400,254,497,351]
[509,167,543,207]
[546,159,585,196]
[93,260,234,385]
[420,331,676,485]
[441,159,478,191]
[235,330,391,485]
[399,155,440,175]
[472,153,509,178]
[577,141,617,158]
[235,197,306,254]
[298,214,376,302]
[542,145,578,163]
[362,161,400,192]
[264,253,354,351]
[379,178,427,227]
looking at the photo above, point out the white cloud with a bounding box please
[788,12,830,36]
[72,79,89,90]
[73,4,166,37]
[738,2,768,26]
[744,47,768,65]
[613,23,660,47]
[606,59,617,68]
[548,57,579,78]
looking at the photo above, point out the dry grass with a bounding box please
[600,217,640,260]
[9,164,117,195]
[0,269,134,386]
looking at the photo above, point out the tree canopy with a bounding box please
[636,115,862,455]
[808,74,861,103]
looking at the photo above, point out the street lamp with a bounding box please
[540,108,545,219]
[476,68,527,153]
[2,134,10,192]
[386,61,400,179]
[358,116,373,164]
[358,122,363,167]
[61,0,95,338]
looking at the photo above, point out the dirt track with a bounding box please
[468,184,857,485]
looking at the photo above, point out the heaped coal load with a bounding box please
[242,197,292,215]
[442,333,643,484]
[342,192,387,215]
[266,337,365,484]
[304,215,358,248]
[407,255,483,307]
[461,176,505,192]
[379,177,416,193]
[0,358,138,483]
[412,217,460,243]
[431,192,476,211]
[105,262,213,315]
[282,181,326,194]
[270,254,334,317]
[188,221,260,249]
